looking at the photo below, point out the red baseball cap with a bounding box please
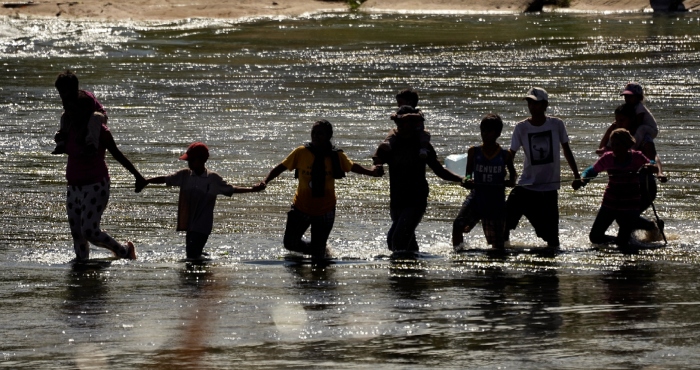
[179,142,209,161]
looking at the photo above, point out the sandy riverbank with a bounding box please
[1,0,698,21]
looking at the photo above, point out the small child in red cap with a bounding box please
[137,142,265,260]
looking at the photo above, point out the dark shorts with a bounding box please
[453,194,506,246]
[505,187,559,246]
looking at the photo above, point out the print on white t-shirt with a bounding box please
[528,130,554,165]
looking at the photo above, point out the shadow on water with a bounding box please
[388,258,428,302]
[479,267,562,341]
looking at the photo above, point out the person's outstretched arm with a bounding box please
[104,130,146,192]
[350,163,384,177]
[427,157,464,183]
[225,183,267,196]
[136,176,167,193]
[505,150,517,188]
[262,163,288,186]
[562,142,582,190]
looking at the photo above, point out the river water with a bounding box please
[2,11,700,368]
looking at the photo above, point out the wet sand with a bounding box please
[2,0,699,21]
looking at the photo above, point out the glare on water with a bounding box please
[1,12,700,368]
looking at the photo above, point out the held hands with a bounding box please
[460,177,474,189]
[640,163,659,175]
[571,178,583,191]
[135,175,147,193]
[505,178,516,188]
[372,165,385,177]
[252,181,267,192]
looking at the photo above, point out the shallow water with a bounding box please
[2,12,700,368]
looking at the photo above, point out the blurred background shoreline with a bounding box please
[2,0,700,22]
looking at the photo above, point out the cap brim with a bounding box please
[620,91,635,95]
[179,154,188,160]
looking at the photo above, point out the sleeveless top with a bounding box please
[471,146,507,217]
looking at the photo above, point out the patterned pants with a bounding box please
[66,179,129,260]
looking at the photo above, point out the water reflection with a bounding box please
[476,266,562,343]
[601,262,659,332]
[63,262,111,326]
[150,263,221,368]
[388,259,428,302]
[62,264,111,369]
[3,11,700,368]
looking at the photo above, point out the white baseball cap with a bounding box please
[523,87,549,102]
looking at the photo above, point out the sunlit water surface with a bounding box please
[2,12,700,368]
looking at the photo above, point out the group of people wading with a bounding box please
[54,69,667,262]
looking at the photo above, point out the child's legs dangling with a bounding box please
[85,113,106,150]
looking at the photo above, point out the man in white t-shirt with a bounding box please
[505,87,583,252]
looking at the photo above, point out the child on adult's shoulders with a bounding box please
[136,142,265,260]
[588,104,666,242]
[375,88,431,161]
[52,70,107,157]
[596,82,658,156]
